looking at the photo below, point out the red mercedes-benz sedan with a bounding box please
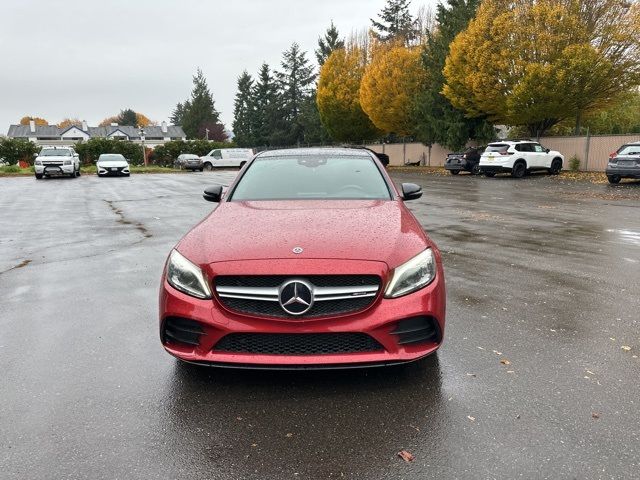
[159,148,445,368]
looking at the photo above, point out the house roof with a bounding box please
[6,124,186,139]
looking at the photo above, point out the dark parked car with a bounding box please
[444,146,484,175]
[607,142,640,184]
[174,154,203,171]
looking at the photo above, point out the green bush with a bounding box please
[569,155,581,172]
[0,138,39,165]
[74,138,144,165]
[150,140,235,167]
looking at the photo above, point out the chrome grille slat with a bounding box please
[214,275,381,318]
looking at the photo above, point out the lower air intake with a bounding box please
[213,332,384,355]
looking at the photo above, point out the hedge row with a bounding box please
[0,138,235,167]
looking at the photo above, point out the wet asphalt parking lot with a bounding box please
[1,171,639,479]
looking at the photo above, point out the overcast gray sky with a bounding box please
[0,0,437,133]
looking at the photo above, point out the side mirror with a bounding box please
[401,183,422,201]
[203,185,223,203]
[545,148,550,153]
[33,153,38,158]
[74,153,79,158]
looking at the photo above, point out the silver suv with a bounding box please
[34,146,81,179]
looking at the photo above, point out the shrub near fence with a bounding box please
[74,138,144,165]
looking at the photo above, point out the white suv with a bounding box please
[34,146,81,179]
[479,141,563,178]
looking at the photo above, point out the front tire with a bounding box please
[471,164,481,175]
[511,161,526,179]
[450,169,459,175]
[35,173,43,179]
[203,163,213,172]
[548,158,562,175]
[608,175,621,184]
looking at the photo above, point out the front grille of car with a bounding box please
[43,161,63,166]
[213,332,384,355]
[214,275,381,319]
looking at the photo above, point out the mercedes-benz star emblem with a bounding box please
[292,246,304,254]
[278,280,314,315]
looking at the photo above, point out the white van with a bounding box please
[201,148,254,170]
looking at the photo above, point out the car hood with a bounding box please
[38,156,73,161]
[97,160,129,167]
[177,200,431,268]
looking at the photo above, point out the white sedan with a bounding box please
[97,154,130,177]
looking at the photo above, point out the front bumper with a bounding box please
[606,165,640,179]
[98,166,130,176]
[35,164,74,175]
[159,261,446,368]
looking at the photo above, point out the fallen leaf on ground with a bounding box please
[466,373,476,377]
[467,415,476,422]
[285,433,293,437]
[500,359,511,365]
[492,350,502,355]
[397,450,415,462]
[507,370,515,374]
[586,370,595,375]
[621,346,632,351]
[592,412,600,419]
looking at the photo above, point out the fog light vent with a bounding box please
[163,317,205,347]
[391,317,439,345]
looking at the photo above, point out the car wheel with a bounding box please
[548,158,562,175]
[484,172,496,177]
[203,163,213,172]
[471,164,481,175]
[450,170,459,175]
[511,161,526,178]
[608,175,621,184]
[35,173,43,179]
[240,161,246,169]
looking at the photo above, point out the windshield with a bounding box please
[230,155,392,201]
[617,145,640,156]
[98,154,125,161]
[485,144,509,153]
[40,149,71,157]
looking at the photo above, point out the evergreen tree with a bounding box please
[413,0,493,149]
[300,90,330,145]
[371,0,417,44]
[315,21,345,66]
[117,108,138,126]
[232,71,256,147]
[253,63,282,146]
[181,68,221,139]
[276,43,316,145]
[170,102,186,125]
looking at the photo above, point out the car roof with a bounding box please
[257,147,372,158]
[488,140,538,145]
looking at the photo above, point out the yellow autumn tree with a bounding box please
[443,0,640,135]
[360,43,426,136]
[57,118,83,129]
[317,47,381,142]
[19,116,48,126]
[135,113,154,127]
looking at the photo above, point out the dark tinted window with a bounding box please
[516,143,535,152]
[485,144,509,153]
[618,145,640,155]
[230,155,391,201]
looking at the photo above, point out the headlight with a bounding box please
[166,249,212,299]
[35,160,42,165]
[384,248,436,298]
[63,160,72,165]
